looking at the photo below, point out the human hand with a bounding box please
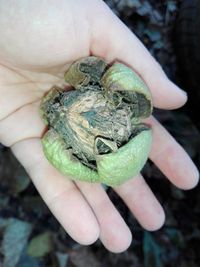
[0,0,199,253]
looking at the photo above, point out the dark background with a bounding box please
[0,1,199,267]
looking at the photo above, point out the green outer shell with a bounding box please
[101,63,153,118]
[42,128,152,187]
[95,129,152,186]
[42,129,100,183]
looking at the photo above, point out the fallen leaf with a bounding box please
[16,252,41,267]
[2,218,32,267]
[27,232,53,258]
[56,252,69,267]
[143,232,164,267]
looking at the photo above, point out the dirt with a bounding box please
[0,1,199,267]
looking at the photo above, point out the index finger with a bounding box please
[148,116,199,189]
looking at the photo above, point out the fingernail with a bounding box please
[173,83,188,97]
[178,87,188,97]
[171,82,188,107]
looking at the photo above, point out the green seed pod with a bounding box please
[101,63,153,118]
[40,56,153,186]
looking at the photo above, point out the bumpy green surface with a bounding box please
[42,129,100,183]
[42,128,152,186]
[42,130,100,182]
[96,130,152,186]
[102,63,151,102]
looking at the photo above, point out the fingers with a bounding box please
[0,101,44,146]
[11,138,100,245]
[0,64,41,121]
[76,181,132,253]
[12,138,132,252]
[89,1,187,109]
[0,64,62,121]
[114,174,165,231]
[148,116,199,189]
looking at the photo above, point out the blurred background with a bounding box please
[0,0,199,266]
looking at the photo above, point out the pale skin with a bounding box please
[0,0,199,253]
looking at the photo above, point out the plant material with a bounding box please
[40,56,153,186]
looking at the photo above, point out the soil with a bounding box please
[0,1,199,267]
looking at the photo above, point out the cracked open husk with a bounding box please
[40,56,153,186]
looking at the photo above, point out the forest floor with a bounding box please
[0,1,200,267]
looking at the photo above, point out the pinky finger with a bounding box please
[114,174,165,231]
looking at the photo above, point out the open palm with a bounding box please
[0,0,198,253]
